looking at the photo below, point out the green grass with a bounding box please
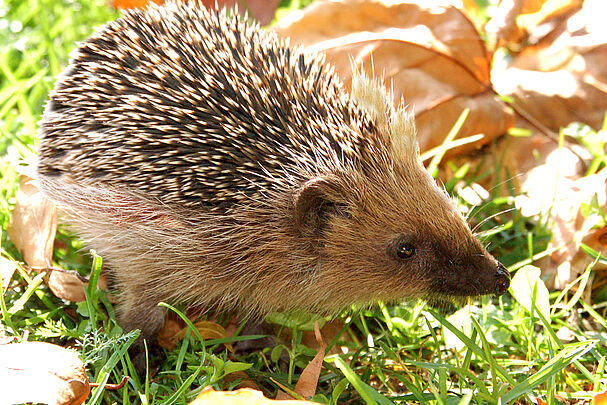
[1,0,606,403]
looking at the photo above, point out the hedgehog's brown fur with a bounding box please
[37,2,509,347]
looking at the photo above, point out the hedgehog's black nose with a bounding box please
[494,262,510,296]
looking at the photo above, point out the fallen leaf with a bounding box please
[293,322,325,399]
[518,159,607,287]
[595,389,607,405]
[7,174,91,301]
[0,256,17,293]
[517,0,583,34]
[0,341,90,405]
[157,319,234,352]
[300,319,346,355]
[156,318,184,350]
[276,0,514,155]
[276,321,325,400]
[222,370,261,391]
[484,0,527,46]
[47,270,87,302]
[493,0,607,131]
[190,387,317,404]
[485,0,581,48]
[7,175,57,269]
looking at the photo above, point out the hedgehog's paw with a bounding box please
[117,293,166,377]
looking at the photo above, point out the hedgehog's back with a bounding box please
[38,2,371,210]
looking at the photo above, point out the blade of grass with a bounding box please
[83,250,103,330]
[427,308,515,386]
[87,330,140,405]
[500,340,597,403]
[333,356,394,405]
[426,108,470,177]
[7,270,44,315]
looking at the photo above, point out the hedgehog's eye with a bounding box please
[396,242,415,259]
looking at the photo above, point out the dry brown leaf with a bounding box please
[158,320,234,352]
[191,387,318,404]
[485,0,527,46]
[301,319,346,355]
[156,318,185,350]
[494,0,607,131]
[47,269,106,303]
[7,175,90,301]
[595,389,607,405]
[47,270,87,302]
[484,0,579,47]
[545,172,607,289]
[276,0,514,155]
[494,68,607,132]
[293,322,325,399]
[276,322,325,401]
[513,142,607,287]
[222,370,261,391]
[7,175,57,269]
[0,256,17,293]
[517,0,583,31]
[520,0,548,14]
[0,341,90,405]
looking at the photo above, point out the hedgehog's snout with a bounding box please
[494,262,510,296]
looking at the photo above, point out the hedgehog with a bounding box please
[37,1,510,355]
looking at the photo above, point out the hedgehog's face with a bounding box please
[293,168,510,309]
[290,72,510,310]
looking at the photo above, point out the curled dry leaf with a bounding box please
[47,270,87,302]
[8,174,88,302]
[191,387,317,404]
[7,175,57,269]
[293,322,325,399]
[300,319,346,355]
[0,341,90,405]
[484,0,576,47]
[156,317,185,351]
[276,321,326,401]
[276,0,514,154]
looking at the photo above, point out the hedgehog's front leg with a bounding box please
[120,297,165,374]
[117,289,166,342]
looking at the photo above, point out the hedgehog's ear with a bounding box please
[294,176,347,242]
